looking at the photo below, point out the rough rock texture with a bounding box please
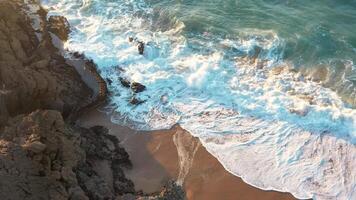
[131,82,146,93]
[47,15,71,41]
[76,126,135,198]
[0,0,92,125]
[0,110,136,200]
[0,110,85,200]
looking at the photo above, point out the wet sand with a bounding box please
[77,108,297,200]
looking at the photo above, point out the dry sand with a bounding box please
[77,108,297,200]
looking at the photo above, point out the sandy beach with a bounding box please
[77,107,297,200]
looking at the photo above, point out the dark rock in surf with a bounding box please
[47,15,70,41]
[119,77,131,88]
[138,41,145,55]
[106,78,113,85]
[131,82,146,93]
[129,97,144,105]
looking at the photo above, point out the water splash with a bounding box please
[41,0,356,199]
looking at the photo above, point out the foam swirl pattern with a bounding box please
[41,0,356,199]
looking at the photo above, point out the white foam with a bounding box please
[41,0,356,199]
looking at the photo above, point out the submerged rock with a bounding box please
[106,78,113,85]
[120,77,131,88]
[138,41,145,55]
[129,97,145,105]
[131,82,146,93]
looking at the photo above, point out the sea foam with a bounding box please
[41,0,356,199]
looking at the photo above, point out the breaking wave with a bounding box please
[41,0,356,199]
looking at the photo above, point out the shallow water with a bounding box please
[41,0,356,199]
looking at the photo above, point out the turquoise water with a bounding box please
[149,0,356,60]
[41,0,356,199]
[147,0,356,104]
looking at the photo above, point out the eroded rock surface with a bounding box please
[0,110,136,200]
[0,0,92,124]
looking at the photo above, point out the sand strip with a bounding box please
[77,108,297,200]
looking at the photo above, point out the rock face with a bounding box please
[0,110,84,200]
[0,110,135,200]
[76,125,135,198]
[0,0,92,125]
[0,0,132,199]
[47,15,71,41]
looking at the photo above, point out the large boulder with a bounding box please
[131,82,146,93]
[47,15,71,41]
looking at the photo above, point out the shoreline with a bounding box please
[77,107,297,200]
[41,1,299,198]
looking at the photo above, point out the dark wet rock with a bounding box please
[157,181,186,200]
[120,77,131,88]
[76,125,134,197]
[72,51,86,59]
[106,78,113,85]
[114,65,126,72]
[75,162,113,200]
[129,37,134,42]
[138,41,145,55]
[131,82,146,93]
[129,97,145,105]
[47,15,71,41]
[90,125,109,135]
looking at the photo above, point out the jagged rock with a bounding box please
[47,15,71,41]
[23,141,47,153]
[68,186,89,200]
[131,82,146,93]
[75,125,134,198]
[0,110,82,200]
[138,41,145,55]
[76,162,113,200]
[156,181,185,200]
[120,77,131,88]
[106,78,113,85]
[0,0,92,120]
[90,125,109,135]
[129,97,144,105]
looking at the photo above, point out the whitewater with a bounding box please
[41,0,356,199]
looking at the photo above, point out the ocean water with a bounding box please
[40,0,356,199]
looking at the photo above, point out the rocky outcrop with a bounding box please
[0,0,127,199]
[47,16,71,41]
[76,125,135,197]
[131,82,146,93]
[0,110,85,200]
[0,110,136,200]
[0,0,92,124]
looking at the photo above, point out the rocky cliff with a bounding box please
[0,0,132,199]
